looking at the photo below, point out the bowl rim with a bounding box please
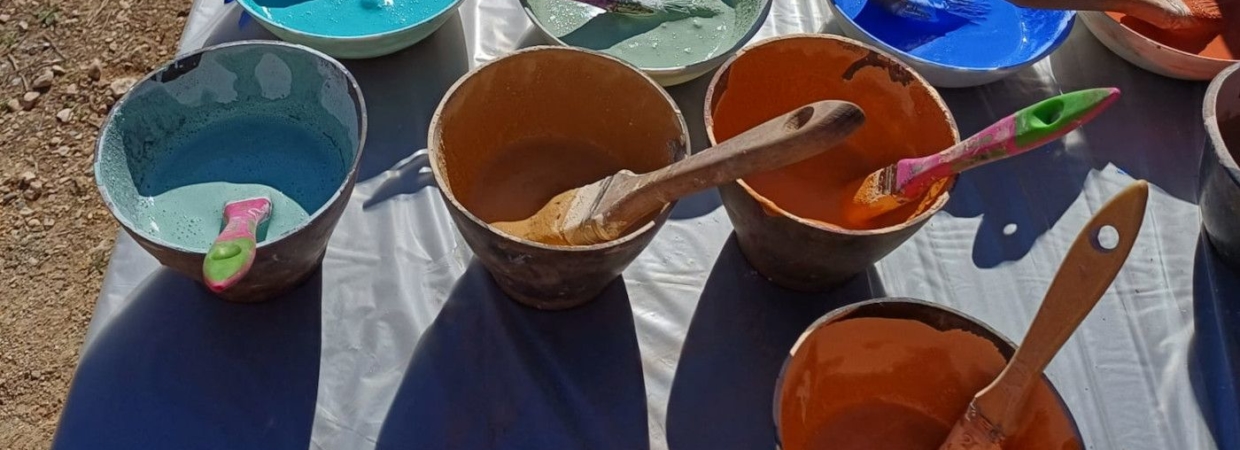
[826,0,1076,73]
[427,45,692,253]
[93,39,368,256]
[769,297,1086,449]
[703,33,961,237]
[1079,11,1239,64]
[236,0,465,41]
[1204,62,1240,184]
[516,0,774,74]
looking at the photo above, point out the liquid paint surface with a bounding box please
[245,0,456,37]
[525,0,758,69]
[835,0,1071,69]
[133,115,347,250]
[1108,12,1239,60]
[777,317,1081,450]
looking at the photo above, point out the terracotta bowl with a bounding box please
[429,46,690,309]
[704,34,959,292]
[1201,62,1240,269]
[1080,11,1236,81]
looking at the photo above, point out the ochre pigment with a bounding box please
[710,40,957,230]
[778,317,1080,450]
[1108,3,1238,60]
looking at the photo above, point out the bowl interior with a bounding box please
[432,47,687,245]
[832,0,1072,70]
[238,0,458,38]
[776,300,1082,450]
[706,35,958,231]
[1102,11,1239,61]
[97,42,363,254]
[522,0,767,70]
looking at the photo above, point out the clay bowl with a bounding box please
[520,0,771,86]
[1080,12,1236,81]
[827,0,1074,87]
[237,0,463,59]
[1201,63,1240,269]
[704,34,959,292]
[95,40,366,302]
[773,298,1085,450]
[429,46,690,309]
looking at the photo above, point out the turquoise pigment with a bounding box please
[526,0,761,69]
[246,0,457,37]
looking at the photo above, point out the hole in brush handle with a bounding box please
[1093,224,1120,252]
[784,106,815,131]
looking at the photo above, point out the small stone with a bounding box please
[23,189,39,201]
[1,192,16,205]
[108,77,137,99]
[0,14,10,22]
[28,180,43,193]
[49,137,62,146]
[26,218,40,227]
[19,171,36,185]
[16,21,28,31]
[31,69,54,90]
[54,145,70,157]
[50,65,66,76]
[19,91,39,110]
[43,218,54,228]
[86,59,103,81]
[18,207,33,216]
[6,99,21,112]
[63,84,77,95]
[55,108,71,123]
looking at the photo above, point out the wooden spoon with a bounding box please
[938,180,1149,450]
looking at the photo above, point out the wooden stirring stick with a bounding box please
[939,180,1149,450]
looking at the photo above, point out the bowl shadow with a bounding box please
[1190,233,1240,450]
[373,260,650,450]
[51,268,323,450]
[665,234,886,449]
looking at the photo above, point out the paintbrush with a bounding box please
[1007,0,1225,30]
[202,197,272,293]
[491,100,866,246]
[872,0,991,23]
[938,180,1148,450]
[569,0,724,16]
[842,87,1121,226]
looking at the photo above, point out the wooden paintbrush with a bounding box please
[938,180,1148,450]
[875,0,1223,30]
[491,100,866,246]
[842,87,1121,226]
[570,0,724,16]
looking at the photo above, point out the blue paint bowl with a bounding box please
[94,41,366,302]
[237,0,464,59]
[827,0,1074,88]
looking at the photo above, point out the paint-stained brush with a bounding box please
[873,0,991,23]
[203,197,272,293]
[938,181,1148,450]
[492,100,866,246]
[570,0,724,16]
[842,87,1121,226]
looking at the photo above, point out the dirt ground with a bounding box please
[0,0,188,446]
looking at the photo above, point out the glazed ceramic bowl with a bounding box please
[520,0,772,86]
[430,46,690,309]
[705,34,959,292]
[1201,63,1240,269]
[1081,12,1236,81]
[237,0,463,59]
[827,0,1074,88]
[95,40,366,302]
[774,298,1085,450]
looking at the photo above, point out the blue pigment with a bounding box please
[245,0,456,37]
[836,0,1071,69]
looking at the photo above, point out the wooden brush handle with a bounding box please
[1005,0,1206,29]
[598,100,865,231]
[972,181,1149,432]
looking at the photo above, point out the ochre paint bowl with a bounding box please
[95,40,366,302]
[704,34,959,292]
[430,46,689,309]
[1201,62,1240,269]
[1080,11,1237,81]
[773,298,1085,450]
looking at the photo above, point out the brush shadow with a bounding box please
[362,151,437,209]
[51,268,323,450]
[666,67,725,220]
[373,260,649,450]
[559,11,694,50]
[664,234,885,449]
[1190,233,1240,450]
[345,12,470,183]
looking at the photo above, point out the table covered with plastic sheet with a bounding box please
[52,0,1240,448]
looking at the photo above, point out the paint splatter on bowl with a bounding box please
[521,0,771,86]
[237,0,464,59]
[828,0,1074,87]
[94,40,366,302]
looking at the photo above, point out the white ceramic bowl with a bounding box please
[237,0,464,59]
[1080,11,1235,81]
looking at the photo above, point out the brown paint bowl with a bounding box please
[1201,62,1240,270]
[429,46,690,310]
[773,298,1085,450]
[704,34,959,292]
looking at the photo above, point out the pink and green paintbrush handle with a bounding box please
[202,197,271,294]
[893,87,1121,200]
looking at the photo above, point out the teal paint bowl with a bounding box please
[94,40,367,302]
[237,0,464,59]
[520,0,771,86]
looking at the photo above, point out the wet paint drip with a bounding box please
[1109,11,1239,59]
[247,0,455,37]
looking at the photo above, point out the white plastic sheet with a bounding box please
[54,0,1240,449]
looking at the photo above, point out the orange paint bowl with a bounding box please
[1079,11,1237,81]
[703,34,959,292]
[429,46,690,310]
[773,298,1085,450]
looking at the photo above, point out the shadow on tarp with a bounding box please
[665,234,886,449]
[52,269,322,450]
[1190,233,1240,450]
[665,67,725,221]
[374,260,649,450]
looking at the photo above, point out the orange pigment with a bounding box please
[1108,7,1239,59]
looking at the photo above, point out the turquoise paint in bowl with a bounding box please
[237,0,464,59]
[95,40,366,301]
[828,0,1073,88]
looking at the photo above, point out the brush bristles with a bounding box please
[876,0,990,23]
